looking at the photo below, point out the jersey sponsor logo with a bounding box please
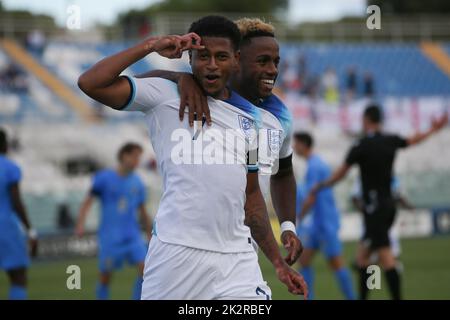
[170,128,251,165]
[267,129,282,155]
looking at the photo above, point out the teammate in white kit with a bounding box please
[78,15,307,299]
[140,18,303,265]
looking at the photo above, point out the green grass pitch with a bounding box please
[1,236,449,300]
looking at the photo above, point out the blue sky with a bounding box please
[3,0,367,27]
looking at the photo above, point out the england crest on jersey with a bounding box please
[238,115,256,140]
[268,129,282,154]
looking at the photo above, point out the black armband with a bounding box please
[278,154,293,170]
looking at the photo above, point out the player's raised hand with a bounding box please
[281,231,303,266]
[179,33,204,51]
[153,33,204,59]
[275,262,308,299]
[431,113,448,132]
[178,73,211,127]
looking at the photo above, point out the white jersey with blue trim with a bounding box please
[257,94,293,198]
[122,76,259,253]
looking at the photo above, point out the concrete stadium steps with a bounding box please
[421,42,450,78]
[0,39,97,122]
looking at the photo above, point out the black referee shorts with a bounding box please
[362,198,397,250]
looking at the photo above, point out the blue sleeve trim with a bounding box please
[247,166,259,173]
[120,75,136,111]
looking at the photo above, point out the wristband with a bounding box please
[280,221,296,235]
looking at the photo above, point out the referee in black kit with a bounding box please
[308,104,447,300]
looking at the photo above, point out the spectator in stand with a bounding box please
[345,67,357,101]
[321,67,339,104]
[26,29,46,58]
[297,55,307,94]
[281,61,301,92]
[363,72,375,98]
[1,64,28,93]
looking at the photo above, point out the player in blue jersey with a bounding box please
[0,128,38,300]
[75,142,152,300]
[293,132,355,300]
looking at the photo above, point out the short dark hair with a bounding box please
[188,15,241,51]
[0,128,7,154]
[294,131,314,148]
[364,104,383,124]
[117,142,142,162]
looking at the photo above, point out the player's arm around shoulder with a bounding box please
[136,71,211,127]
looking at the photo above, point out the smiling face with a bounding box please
[190,36,239,100]
[233,36,280,103]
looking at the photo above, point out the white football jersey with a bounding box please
[257,95,293,198]
[122,76,260,253]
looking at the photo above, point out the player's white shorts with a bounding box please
[141,235,271,300]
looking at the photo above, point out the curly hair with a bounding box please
[235,18,275,44]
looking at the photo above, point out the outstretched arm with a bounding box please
[245,172,308,298]
[77,33,203,109]
[407,113,448,146]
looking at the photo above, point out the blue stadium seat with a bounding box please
[279,43,450,96]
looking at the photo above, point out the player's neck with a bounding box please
[211,87,230,100]
[117,166,132,176]
[365,125,381,135]
[231,81,259,105]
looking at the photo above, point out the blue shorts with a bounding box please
[98,237,147,273]
[0,222,30,271]
[299,224,342,259]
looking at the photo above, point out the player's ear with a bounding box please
[234,50,240,71]
[234,50,240,63]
